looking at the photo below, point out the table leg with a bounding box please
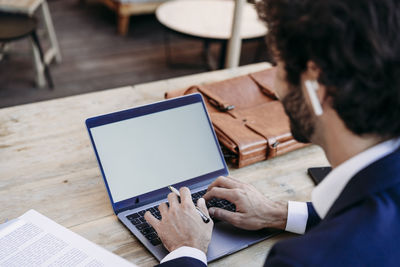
[31,38,46,88]
[203,40,213,70]
[117,4,130,36]
[0,43,8,61]
[164,30,173,66]
[219,40,228,69]
[253,38,268,63]
[40,0,62,63]
[118,15,129,35]
[31,31,54,89]
[203,40,210,58]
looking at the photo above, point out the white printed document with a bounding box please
[0,210,136,267]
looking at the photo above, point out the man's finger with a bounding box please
[167,192,179,207]
[180,187,194,207]
[158,202,168,215]
[208,207,240,225]
[207,176,241,192]
[203,187,237,202]
[197,198,210,216]
[144,211,160,230]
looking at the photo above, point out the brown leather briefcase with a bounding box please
[165,68,308,168]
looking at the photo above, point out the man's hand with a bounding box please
[203,176,288,230]
[144,187,214,254]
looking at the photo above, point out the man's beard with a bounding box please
[281,85,315,143]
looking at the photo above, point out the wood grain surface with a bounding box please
[0,63,329,266]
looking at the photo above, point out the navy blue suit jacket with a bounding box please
[157,149,400,266]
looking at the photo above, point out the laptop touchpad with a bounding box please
[206,221,281,261]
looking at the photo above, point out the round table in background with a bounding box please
[156,0,268,69]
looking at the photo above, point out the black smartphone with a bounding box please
[307,167,332,185]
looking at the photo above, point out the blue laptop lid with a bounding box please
[86,94,228,214]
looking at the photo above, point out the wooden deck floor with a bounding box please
[0,0,269,108]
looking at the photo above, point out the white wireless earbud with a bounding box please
[305,80,323,116]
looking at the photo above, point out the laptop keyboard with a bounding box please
[125,189,236,246]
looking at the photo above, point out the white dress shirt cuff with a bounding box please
[160,246,207,265]
[285,201,308,234]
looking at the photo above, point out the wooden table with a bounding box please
[156,0,267,40]
[156,0,267,69]
[0,62,329,266]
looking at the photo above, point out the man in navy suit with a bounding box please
[144,0,400,265]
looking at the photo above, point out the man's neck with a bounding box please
[324,136,383,168]
[314,112,385,168]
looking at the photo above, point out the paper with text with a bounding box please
[0,210,136,267]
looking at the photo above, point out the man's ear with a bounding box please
[306,61,319,77]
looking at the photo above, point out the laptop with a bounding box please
[85,93,281,262]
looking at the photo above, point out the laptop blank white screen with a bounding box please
[90,102,225,203]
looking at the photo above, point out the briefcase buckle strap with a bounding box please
[221,104,235,111]
[268,139,309,159]
[206,97,234,111]
[197,86,235,112]
[272,141,280,148]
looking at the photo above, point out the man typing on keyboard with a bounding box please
[144,0,400,266]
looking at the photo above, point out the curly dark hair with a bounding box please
[257,0,400,138]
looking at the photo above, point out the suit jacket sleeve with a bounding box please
[155,202,321,267]
[305,202,321,232]
[156,257,207,267]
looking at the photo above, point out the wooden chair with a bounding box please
[0,0,61,87]
[82,0,164,36]
[0,12,54,89]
